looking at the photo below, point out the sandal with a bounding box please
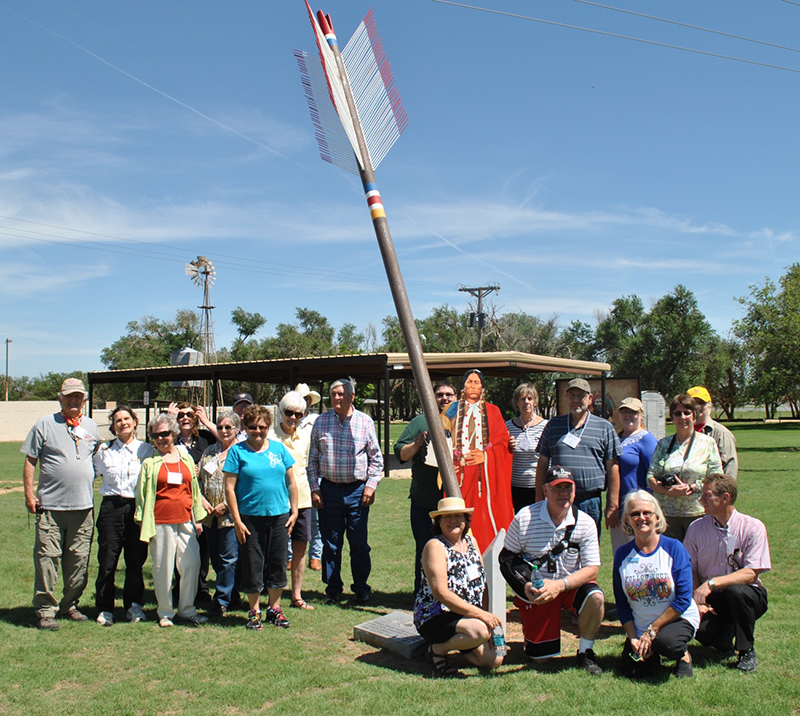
[290,598,315,610]
[428,644,458,677]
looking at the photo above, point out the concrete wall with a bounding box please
[0,402,149,442]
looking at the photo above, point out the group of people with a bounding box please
[21,372,769,680]
[402,371,768,678]
[22,377,384,632]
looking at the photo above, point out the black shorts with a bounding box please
[239,513,289,593]
[417,611,463,644]
[291,507,312,544]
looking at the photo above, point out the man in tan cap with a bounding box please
[687,386,738,479]
[21,378,100,630]
[535,378,621,536]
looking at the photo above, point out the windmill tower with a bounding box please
[185,256,219,405]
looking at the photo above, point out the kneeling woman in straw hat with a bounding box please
[413,497,504,676]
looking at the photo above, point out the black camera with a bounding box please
[657,474,680,487]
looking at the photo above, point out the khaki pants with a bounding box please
[33,508,94,618]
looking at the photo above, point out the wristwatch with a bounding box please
[708,578,718,591]
[646,626,657,639]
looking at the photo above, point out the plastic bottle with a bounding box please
[531,565,545,589]
[492,625,508,656]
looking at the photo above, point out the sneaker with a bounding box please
[126,604,147,623]
[246,609,263,630]
[736,648,758,673]
[576,649,603,675]
[96,611,114,627]
[62,607,89,622]
[209,603,228,618]
[159,616,174,628]
[178,613,208,625]
[37,616,59,631]
[674,658,694,678]
[266,607,290,629]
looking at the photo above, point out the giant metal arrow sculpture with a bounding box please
[294,2,460,499]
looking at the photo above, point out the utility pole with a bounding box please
[4,338,12,401]
[459,284,500,352]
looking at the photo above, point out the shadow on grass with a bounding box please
[738,446,800,453]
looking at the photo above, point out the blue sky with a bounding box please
[1,0,798,377]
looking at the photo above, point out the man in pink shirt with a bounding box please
[684,473,770,673]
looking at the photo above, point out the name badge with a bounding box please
[167,467,184,486]
[668,454,684,470]
[203,459,219,474]
[466,563,481,582]
[563,433,581,449]
[73,425,88,440]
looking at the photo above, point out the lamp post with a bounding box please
[4,338,11,401]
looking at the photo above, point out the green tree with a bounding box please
[703,336,746,420]
[230,307,267,361]
[734,264,800,418]
[594,285,717,397]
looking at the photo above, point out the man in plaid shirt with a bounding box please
[308,379,383,605]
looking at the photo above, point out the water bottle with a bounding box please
[492,626,508,656]
[531,565,545,590]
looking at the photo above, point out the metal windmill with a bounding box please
[185,255,220,405]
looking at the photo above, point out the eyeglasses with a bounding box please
[177,411,195,420]
[246,424,269,432]
[217,424,236,431]
[435,392,455,399]
[150,430,172,439]
[284,409,304,419]
[672,410,694,417]
[630,510,654,519]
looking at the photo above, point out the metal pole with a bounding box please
[321,16,460,498]
[4,338,11,401]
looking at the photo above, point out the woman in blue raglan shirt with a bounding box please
[613,490,700,679]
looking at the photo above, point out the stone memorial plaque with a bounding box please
[354,611,426,659]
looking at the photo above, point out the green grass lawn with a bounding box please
[1,422,798,716]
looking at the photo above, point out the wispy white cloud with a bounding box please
[0,260,112,297]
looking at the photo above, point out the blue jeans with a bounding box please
[206,520,238,609]
[319,481,371,598]
[410,500,432,596]
[575,495,602,539]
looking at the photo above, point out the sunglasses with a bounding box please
[284,409,304,419]
[217,424,236,431]
[247,424,269,432]
[177,411,195,420]
[150,430,172,439]
[672,410,694,417]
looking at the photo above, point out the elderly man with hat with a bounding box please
[21,378,100,630]
[687,386,738,479]
[534,378,622,536]
[500,467,605,674]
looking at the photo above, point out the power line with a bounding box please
[430,0,800,75]
[566,0,800,55]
